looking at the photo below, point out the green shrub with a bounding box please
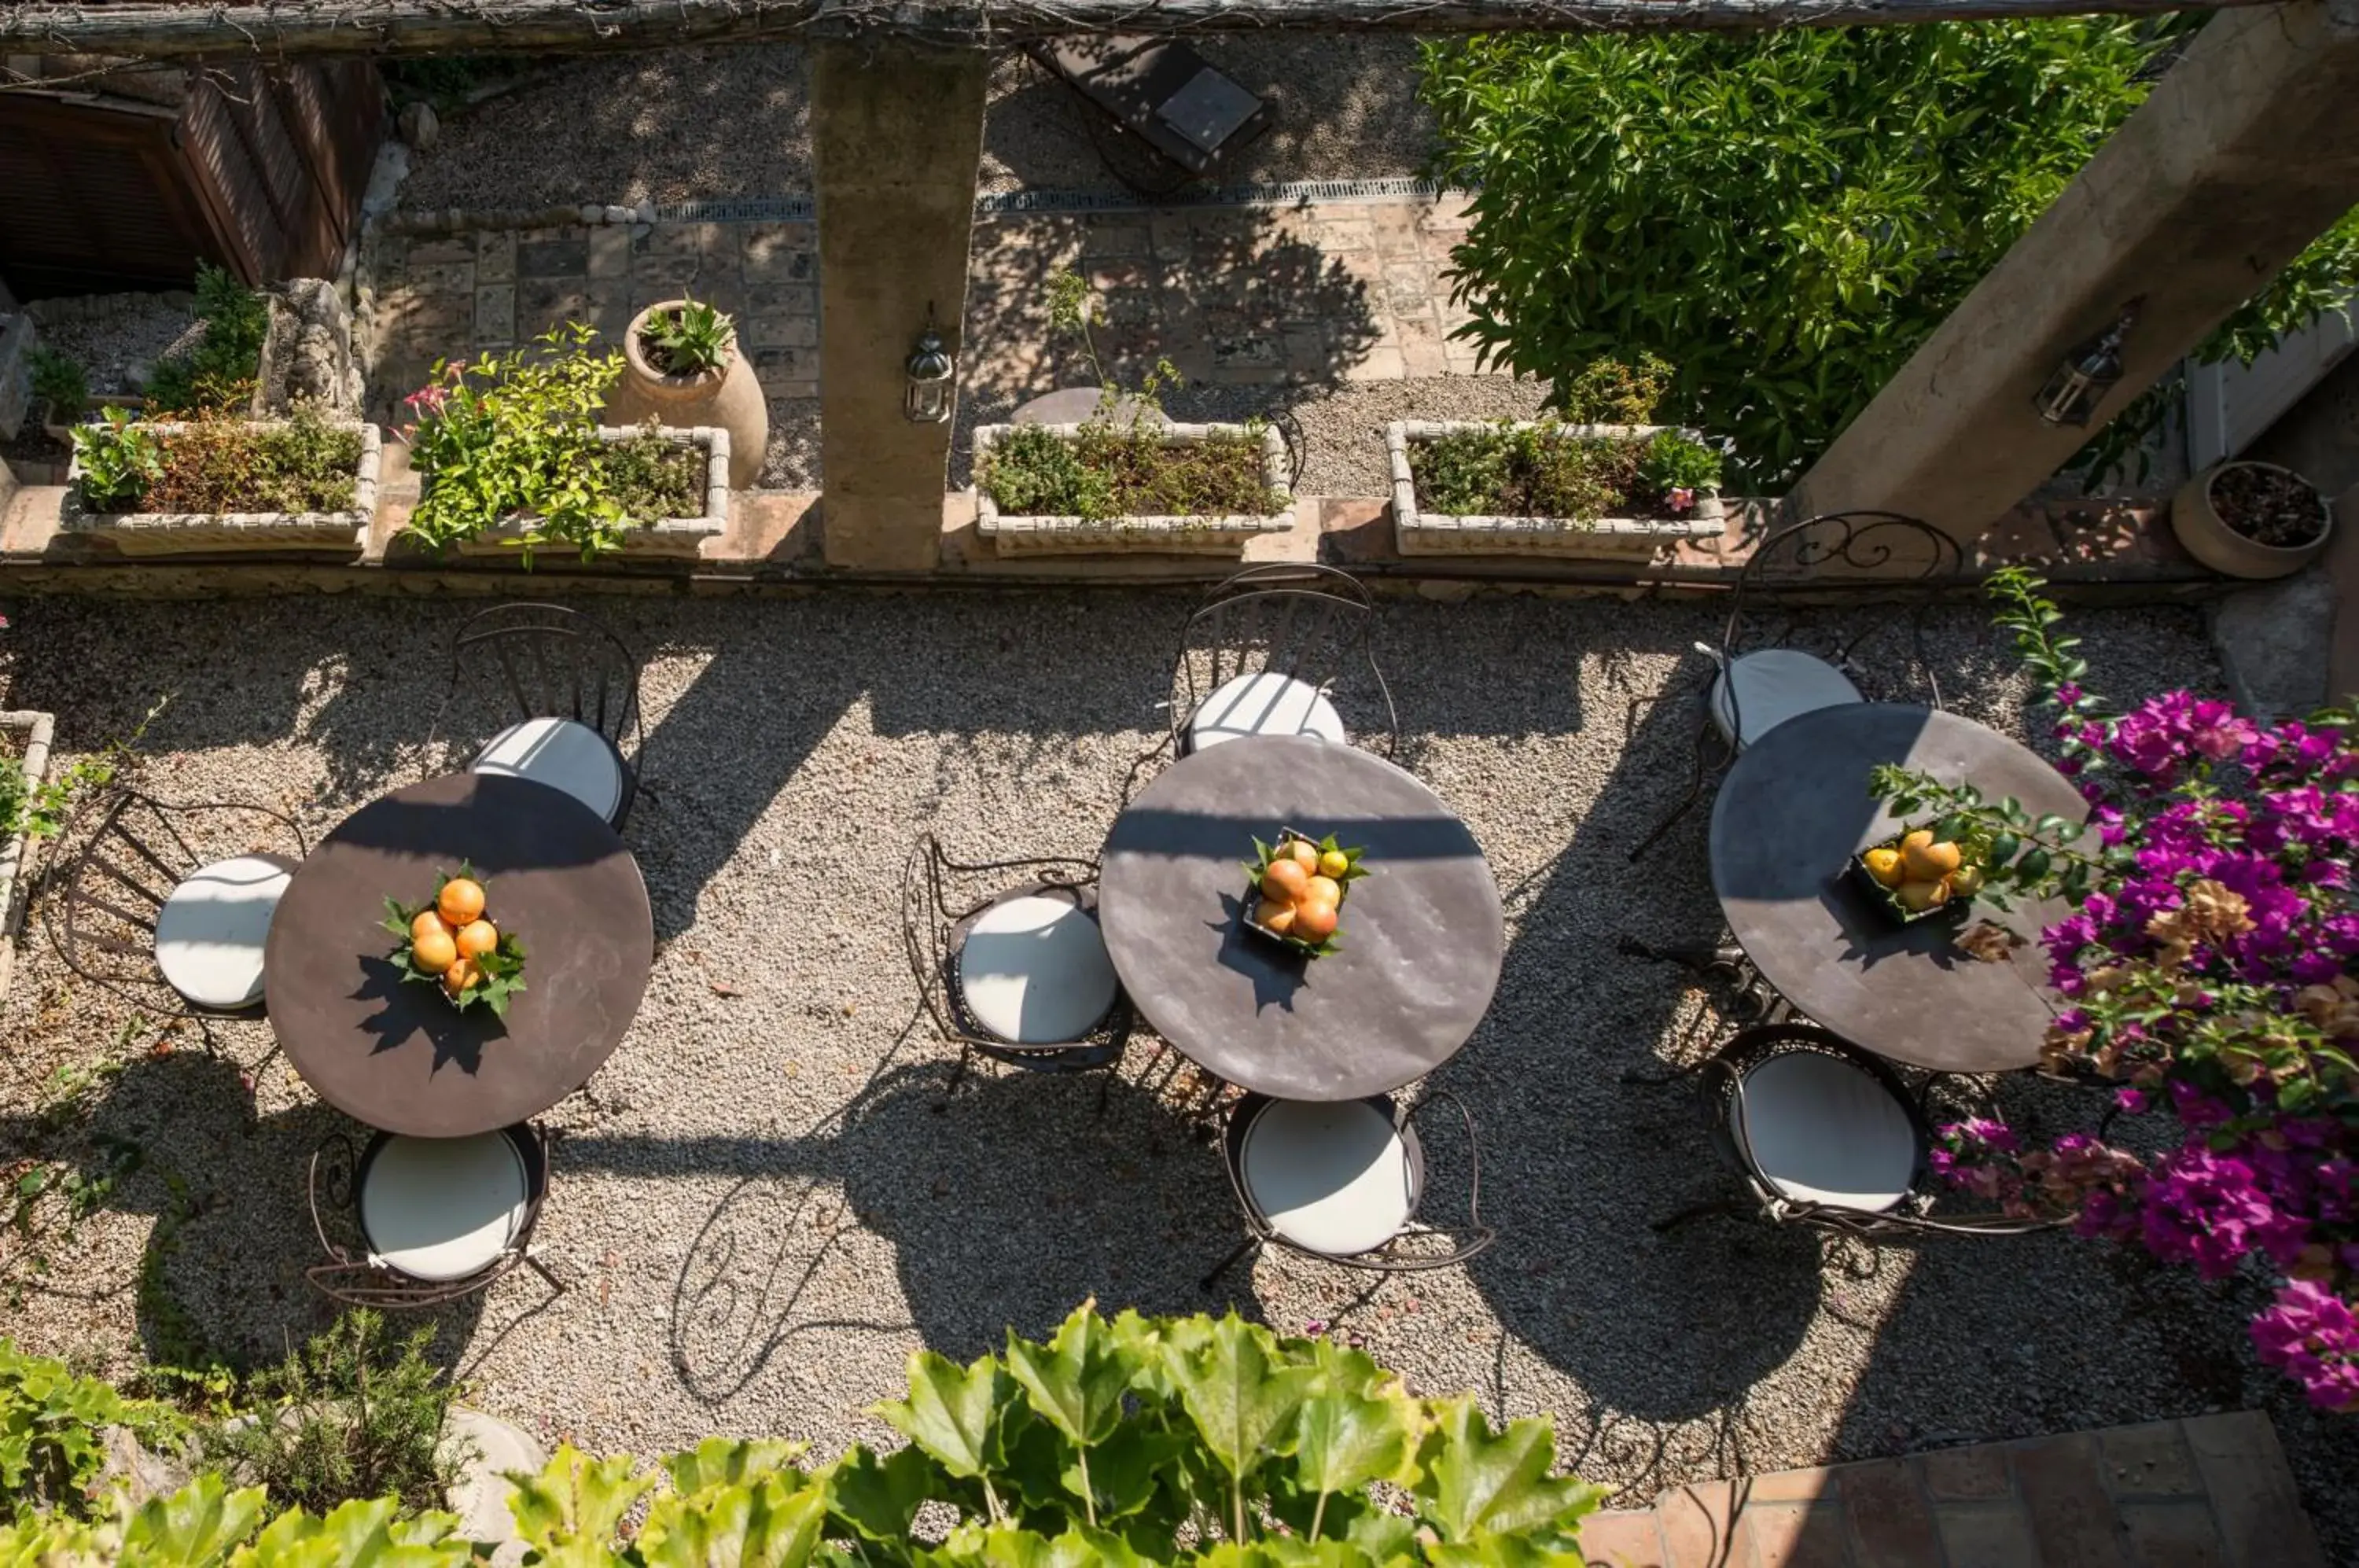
[197,1312,462,1519]
[1422,23,2359,486]
[145,265,270,418]
[1634,430,1724,506]
[1557,354,1672,425]
[0,1339,185,1522]
[68,408,164,510]
[95,405,362,517]
[1408,421,1722,521]
[27,346,88,424]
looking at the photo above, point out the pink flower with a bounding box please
[1667,486,1695,513]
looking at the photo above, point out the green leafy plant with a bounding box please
[90,404,361,517]
[403,324,698,561]
[1422,23,2359,487]
[381,863,526,1018]
[0,1307,1605,1562]
[0,694,167,845]
[68,408,164,511]
[640,297,736,377]
[145,265,270,418]
[0,1338,185,1522]
[197,1312,464,1519]
[1633,430,1723,511]
[26,345,89,425]
[1557,354,1671,425]
[1409,421,1708,521]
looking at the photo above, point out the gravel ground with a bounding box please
[24,297,202,399]
[2,591,2353,1552]
[396,41,1434,212]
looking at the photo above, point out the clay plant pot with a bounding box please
[2169,459,2335,580]
[604,300,766,490]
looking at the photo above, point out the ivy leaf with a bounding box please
[1412,1400,1606,1545]
[663,1436,809,1496]
[1007,1303,1133,1452]
[1062,1420,1194,1527]
[504,1445,653,1561]
[875,1351,1014,1484]
[119,1472,268,1564]
[1281,1392,1419,1535]
[636,1471,830,1568]
[1165,1313,1317,1540]
[826,1443,941,1544]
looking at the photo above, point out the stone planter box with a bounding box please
[0,711,56,1001]
[444,425,730,561]
[1389,421,1728,558]
[973,422,1295,556]
[0,311,32,441]
[64,421,381,556]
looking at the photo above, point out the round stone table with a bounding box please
[1099,734,1503,1100]
[265,772,654,1136]
[1709,703,2084,1073]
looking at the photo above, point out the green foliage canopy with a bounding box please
[1420,22,2359,487]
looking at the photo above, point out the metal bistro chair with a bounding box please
[903,833,1135,1106]
[1202,1090,1495,1287]
[307,1121,559,1307]
[49,791,305,1020]
[1654,1024,2058,1241]
[1629,511,1961,859]
[1168,564,1399,762]
[427,603,645,829]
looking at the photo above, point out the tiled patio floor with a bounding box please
[361,194,1479,422]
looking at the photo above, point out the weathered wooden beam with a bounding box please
[0,0,2273,61]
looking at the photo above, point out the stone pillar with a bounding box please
[812,39,988,571]
[1788,2,2359,546]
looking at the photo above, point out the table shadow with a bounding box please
[353,954,505,1077]
[1208,892,1306,1014]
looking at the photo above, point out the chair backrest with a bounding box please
[49,792,305,1016]
[1170,564,1397,756]
[1719,511,1963,662]
[432,602,644,760]
[305,1123,550,1308]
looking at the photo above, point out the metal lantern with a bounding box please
[2034,301,2140,428]
[903,325,955,425]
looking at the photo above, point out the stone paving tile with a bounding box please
[363,195,1475,422]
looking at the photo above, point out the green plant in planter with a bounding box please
[26,346,88,425]
[68,409,164,511]
[1634,429,1723,513]
[145,264,270,417]
[641,296,736,376]
[0,1338,186,1522]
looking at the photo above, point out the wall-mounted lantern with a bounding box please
[903,309,955,425]
[2033,300,2141,428]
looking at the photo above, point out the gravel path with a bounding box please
[395,41,1435,212]
[1,592,2351,1556]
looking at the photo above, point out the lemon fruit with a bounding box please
[1318,848,1350,879]
[437,877,487,927]
[1904,837,1963,881]
[1862,847,1904,887]
[1894,878,1951,913]
[411,927,458,974]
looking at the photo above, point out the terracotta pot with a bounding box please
[603,301,766,489]
[2169,460,2334,580]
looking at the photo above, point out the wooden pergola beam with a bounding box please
[0,0,2270,61]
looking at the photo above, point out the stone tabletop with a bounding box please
[1099,734,1503,1100]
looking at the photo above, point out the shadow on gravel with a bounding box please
[564,1060,1244,1406]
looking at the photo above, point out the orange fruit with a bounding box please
[443,958,481,996]
[1292,898,1338,941]
[1861,847,1905,888]
[1895,879,1950,913]
[410,908,455,946]
[1286,840,1319,871]
[1904,837,1963,881]
[455,918,499,959]
[1262,859,1310,900]
[437,877,486,927]
[410,927,458,974]
[1305,874,1342,905]
[1255,898,1297,935]
[1900,829,1934,856]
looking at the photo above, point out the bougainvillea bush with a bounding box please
[1871,569,2357,1411]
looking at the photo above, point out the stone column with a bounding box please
[811,39,989,571]
[1787,2,2359,547]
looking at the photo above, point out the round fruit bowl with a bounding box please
[381,863,527,1017]
[1242,829,1369,959]
[1852,824,1991,926]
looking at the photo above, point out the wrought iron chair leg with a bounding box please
[1200,1235,1260,1291]
[938,1042,977,1109]
[1095,1062,1116,1117]
[525,1253,567,1295]
[1652,1198,1744,1235]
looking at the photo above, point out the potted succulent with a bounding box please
[603,296,766,491]
[400,323,729,563]
[61,403,378,556]
[973,273,1294,556]
[2169,459,2335,580]
[1389,420,1729,558]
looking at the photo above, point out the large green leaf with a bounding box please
[230,1496,472,1567]
[1066,1421,1194,1528]
[663,1436,809,1497]
[119,1474,267,1566]
[928,1522,1154,1568]
[823,1444,939,1544]
[1424,1530,1590,1567]
[874,1352,1012,1482]
[1412,1402,1605,1545]
[1277,1393,1417,1539]
[1006,1305,1132,1452]
[1164,1314,1316,1542]
[504,1445,653,1565]
[636,1472,830,1568]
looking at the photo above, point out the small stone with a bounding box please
[395,101,439,149]
[578,202,603,225]
[604,205,635,226]
[635,200,658,226]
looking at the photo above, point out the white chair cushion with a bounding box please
[1708,649,1862,749]
[955,892,1119,1044]
[1240,1099,1415,1257]
[472,716,625,823]
[359,1132,532,1283]
[1188,671,1347,752]
[153,854,291,1010]
[1730,1050,1917,1213]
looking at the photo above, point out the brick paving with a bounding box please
[361,195,1481,422]
[1577,1412,2324,1568]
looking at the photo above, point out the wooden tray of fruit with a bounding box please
[382,863,527,1017]
[1243,830,1369,959]
[1852,826,1989,925]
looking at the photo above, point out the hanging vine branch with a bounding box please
[0,0,2272,61]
